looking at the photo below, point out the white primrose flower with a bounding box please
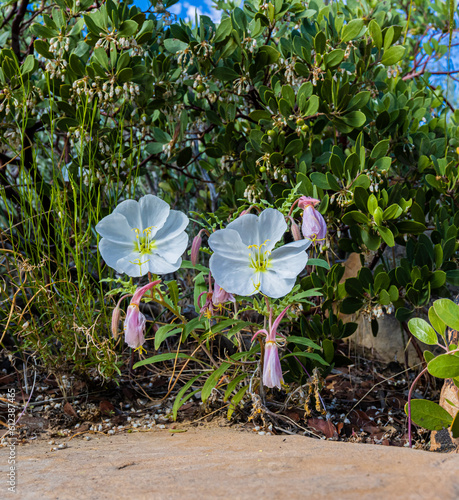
[96,195,189,277]
[208,208,311,298]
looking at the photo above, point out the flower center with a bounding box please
[247,239,271,273]
[132,226,157,255]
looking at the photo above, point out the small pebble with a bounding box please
[258,431,266,436]
[58,443,67,449]
[157,424,166,429]
[108,430,115,435]
[84,436,91,441]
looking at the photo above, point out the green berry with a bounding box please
[267,129,276,137]
[296,118,305,126]
[259,166,266,172]
[196,84,205,93]
[301,124,309,132]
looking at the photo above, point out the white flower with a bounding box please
[96,195,189,277]
[208,208,310,298]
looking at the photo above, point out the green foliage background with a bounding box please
[0,0,458,383]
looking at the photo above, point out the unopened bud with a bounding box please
[111,304,122,339]
[291,220,302,241]
[191,233,202,266]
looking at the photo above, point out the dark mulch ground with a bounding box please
[0,342,434,450]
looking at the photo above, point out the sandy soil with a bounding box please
[3,427,459,500]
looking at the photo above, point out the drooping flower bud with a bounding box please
[301,205,327,243]
[297,197,327,243]
[263,341,284,389]
[124,280,160,349]
[111,303,122,339]
[191,233,202,267]
[289,216,302,241]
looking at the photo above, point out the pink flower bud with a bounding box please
[191,233,202,267]
[111,304,122,339]
[301,205,327,243]
[124,280,160,349]
[298,196,320,209]
[290,220,302,241]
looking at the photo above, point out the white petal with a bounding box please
[259,272,297,298]
[99,239,135,272]
[208,229,249,262]
[269,240,309,278]
[209,254,258,296]
[116,252,151,277]
[226,214,261,246]
[113,199,141,229]
[139,195,170,234]
[258,208,287,251]
[154,231,188,264]
[147,253,182,274]
[225,209,287,251]
[154,210,189,242]
[96,213,134,244]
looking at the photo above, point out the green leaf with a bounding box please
[214,17,232,42]
[341,111,366,128]
[34,40,54,59]
[305,95,319,115]
[83,14,103,35]
[154,325,181,350]
[322,339,334,363]
[370,139,390,159]
[307,258,330,269]
[309,172,330,189]
[341,19,365,43]
[347,91,371,112]
[21,55,36,76]
[287,336,321,350]
[405,399,453,431]
[408,318,438,345]
[367,194,378,215]
[201,363,231,401]
[285,139,303,156]
[324,49,344,68]
[212,67,239,81]
[119,20,138,36]
[433,299,459,331]
[314,31,326,54]
[378,226,395,247]
[69,53,85,77]
[451,411,459,438]
[223,373,247,402]
[164,38,188,53]
[428,354,459,379]
[31,23,56,38]
[281,351,329,365]
[446,270,459,286]
[172,374,202,421]
[258,45,280,63]
[369,19,382,50]
[429,306,446,338]
[381,45,405,66]
[383,204,402,220]
[133,352,196,369]
[227,385,249,420]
